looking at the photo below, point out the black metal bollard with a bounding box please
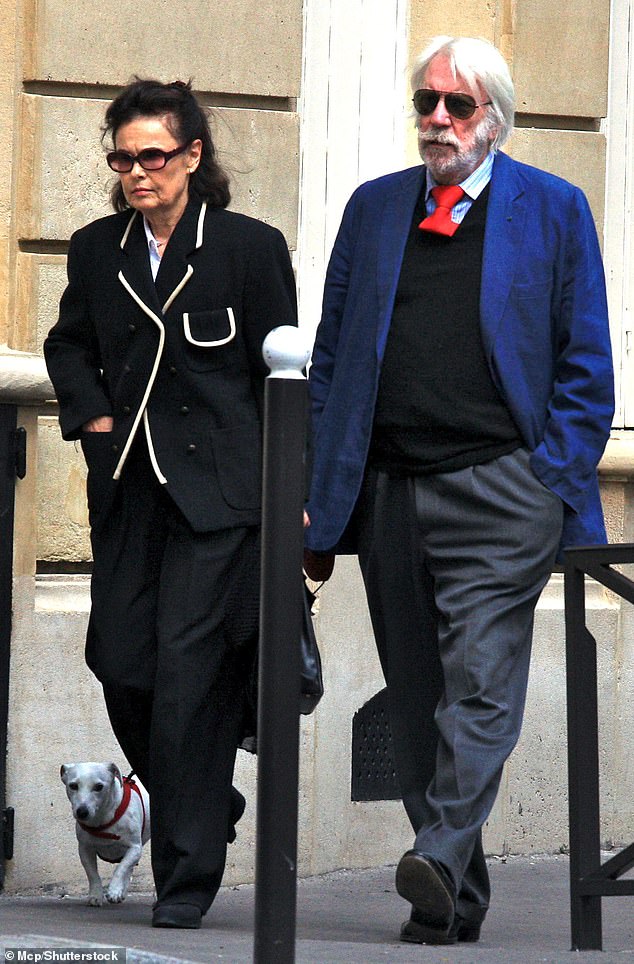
[254,327,310,964]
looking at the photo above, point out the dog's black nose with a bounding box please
[76,806,89,820]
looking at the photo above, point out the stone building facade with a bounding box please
[1,0,632,893]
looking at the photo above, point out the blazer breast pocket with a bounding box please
[182,307,237,371]
[510,279,552,301]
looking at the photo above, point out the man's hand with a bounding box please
[82,415,114,433]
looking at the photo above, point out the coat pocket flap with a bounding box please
[183,308,236,347]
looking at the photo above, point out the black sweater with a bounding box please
[369,185,520,475]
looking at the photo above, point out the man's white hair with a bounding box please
[411,36,515,150]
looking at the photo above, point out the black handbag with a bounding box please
[240,578,324,751]
[299,580,324,715]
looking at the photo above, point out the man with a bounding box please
[304,36,614,944]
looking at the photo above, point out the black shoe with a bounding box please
[395,851,455,928]
[400,907,482,945]
[454,917,481,942]
[152,902,202,929]
[228,788,246,844]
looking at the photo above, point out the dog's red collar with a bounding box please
[78,776,146,841]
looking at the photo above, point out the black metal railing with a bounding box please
[253,331,309,963]
[0,404,18,889]
[564,543,634,951]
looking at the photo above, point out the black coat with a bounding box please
[44,196,298,532]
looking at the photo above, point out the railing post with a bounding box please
[564,552,602,950]
[253,326,310,964]
[0,404,18,890]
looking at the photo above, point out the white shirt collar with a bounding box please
[143,217,161,280]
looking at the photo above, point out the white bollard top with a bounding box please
[262,325,311,379]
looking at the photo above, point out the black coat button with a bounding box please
[128,324,136,333]
[111,444,119,453]
[123,365,131,373]
[187,443,196,452]
[169,366,178,375]
[123,406,131,415]
[180,406,190,415]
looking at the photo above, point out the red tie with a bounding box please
[419,185,465,237]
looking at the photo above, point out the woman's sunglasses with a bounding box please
[412,89,492,121]
[106,143,190,173]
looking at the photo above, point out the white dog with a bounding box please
[60,762,151,906]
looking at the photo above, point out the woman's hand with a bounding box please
[82,415,114,433]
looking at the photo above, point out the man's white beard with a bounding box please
[418,120,493,184]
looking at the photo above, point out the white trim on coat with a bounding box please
[113,271,166,480]
[142,410,168,484]
[196,201,207,248]
[113,202,204,482]
[120,211,138,249]
[162,265,194,314]
[183,307,236,347]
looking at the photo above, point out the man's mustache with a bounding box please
[418,128,461,150]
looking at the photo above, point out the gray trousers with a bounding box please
[357,447,563,922]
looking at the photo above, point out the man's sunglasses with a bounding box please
[106,142,190,173]
[412,89,492,121]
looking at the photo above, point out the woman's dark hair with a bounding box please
[102,78,231,212]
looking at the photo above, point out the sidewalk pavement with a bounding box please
[1,855,633,964]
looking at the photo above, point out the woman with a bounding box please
[44,79,297,928]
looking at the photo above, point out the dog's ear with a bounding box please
[60,764,71,783]
[108,762,123,784]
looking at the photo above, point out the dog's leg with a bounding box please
[78,841,104,906]
[105,842,142,904]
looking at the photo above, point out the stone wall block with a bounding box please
[37,415,91,563]
[27,0,301,96]
[220,109,300,247]
[514,0,608,117]
[18,96,111,242]
[15,252,67,354]
[409,1,495,53]
[18,96,299,244]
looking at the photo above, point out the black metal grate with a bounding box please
[351,687,400,801]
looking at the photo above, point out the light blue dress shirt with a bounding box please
[143,217,162,280]
[425,150,495,225]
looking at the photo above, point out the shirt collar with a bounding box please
[143,217,162,281]
[425,150,495,201]
[143,216,160,254]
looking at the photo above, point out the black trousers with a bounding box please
[88,445,258,912]
[357,450,563,924]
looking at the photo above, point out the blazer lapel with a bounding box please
[154,197,205,312]
[117,211,163,318]
[376,166,425,359]
[480,152,528,359]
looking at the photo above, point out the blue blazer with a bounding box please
[305,152,614,557]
